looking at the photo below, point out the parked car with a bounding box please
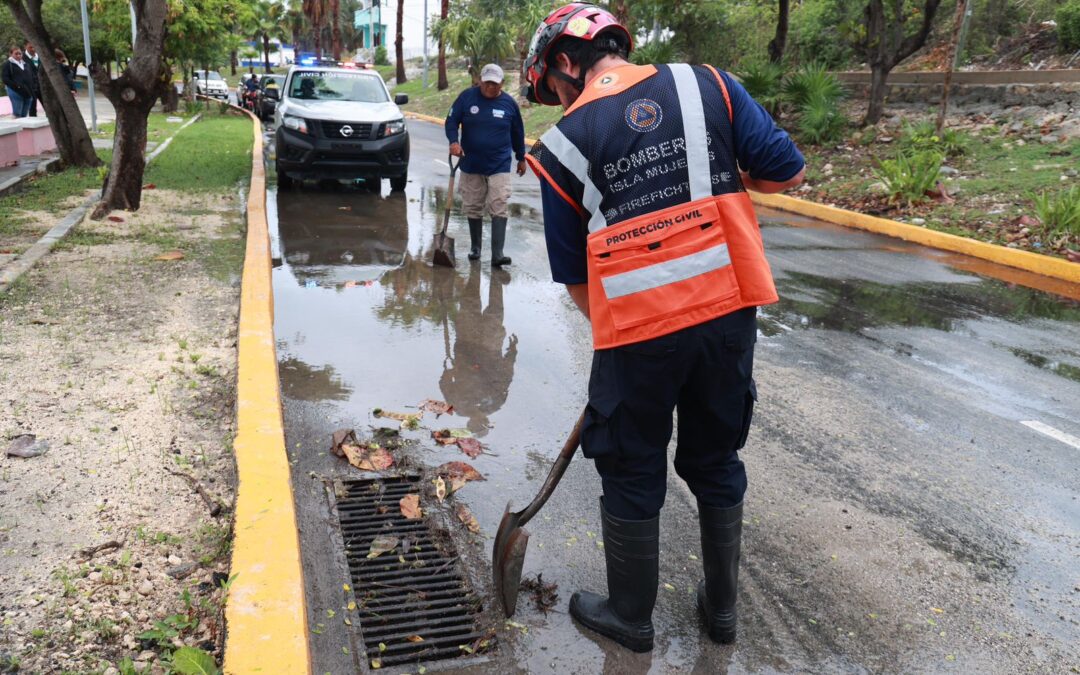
[273,65,409,191]
[193,70,228,99]
[257,75,285,121]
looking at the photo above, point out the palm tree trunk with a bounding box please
[437,0,448,89]
[395,0,406,83]
[331,0,341,60]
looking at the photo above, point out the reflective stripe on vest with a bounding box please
[539,126,608,233]
[602,243,731,299]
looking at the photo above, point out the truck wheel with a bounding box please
[390,173,407,192]
[366,178,382,193]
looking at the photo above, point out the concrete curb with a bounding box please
[0,156,62,199]
[221,103,312,674]
[406,113,1079,291]
[0,114,203,296]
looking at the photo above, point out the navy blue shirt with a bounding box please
[542,69,804,285]
[445,87,526,176]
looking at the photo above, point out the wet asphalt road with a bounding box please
[268,119,1080,674]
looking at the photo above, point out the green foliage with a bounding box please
[172,647,221,675]
[798,91,847,145]
[734,60,784,115]
[143,116,252,191]
[898,121,969,157]
[630,40,676,66]
[873,150,944,205]
[1031,187,1080,239]
[1058,0,1080,52]
[787,0,861,67]
[374,44,389,66]
[781,62,844,110]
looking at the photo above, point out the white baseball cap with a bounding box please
[480,63,504,83]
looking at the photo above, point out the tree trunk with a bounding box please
[395,0,406,83]
[768,0,790,64]
[865,65,889,125]
[331,0,341,60]
[935,0,966,134]
[230,49,237,75]
[264,34,272,73]
[437,0,448,90]
[611,0,629,30]
[4,0,100,167]
[90,0,170,220]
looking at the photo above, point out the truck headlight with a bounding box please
[381,119,405,138]
[283,115,310,135]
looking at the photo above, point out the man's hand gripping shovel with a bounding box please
[492,409,585,617]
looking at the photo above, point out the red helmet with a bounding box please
[523,3,633,106]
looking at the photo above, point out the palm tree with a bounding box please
[437,0,448,89]
[254,1,281,73]
[286,0,308,56]
[395,0,406,83]
[330,0,342,60]
[303,0,329,58]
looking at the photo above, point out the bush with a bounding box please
[630,40,676,66]
[873,150,944,205]
[374,45,389,66]
[898,121,968,157]
[1059,0,1080,51]
[798,91,847,145]
[1031,186,1080,239]
[781,62,844,110]
[735,60,785,116]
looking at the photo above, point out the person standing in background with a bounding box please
[23,40,40,117]
[54,48,76,95]
[444,63,527,267]
[2,46,34,117]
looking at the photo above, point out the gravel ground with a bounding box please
[0,188,244,673]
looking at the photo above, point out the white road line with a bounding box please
[1020,420,1080,450]
[434,159,450,168]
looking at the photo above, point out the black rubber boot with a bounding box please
[490,216,511,267]
[569,498,658,653]
[696,501,743,644]
[467,218,483,261]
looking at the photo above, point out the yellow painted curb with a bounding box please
[751,192,1080,285]
[223,106,312,673]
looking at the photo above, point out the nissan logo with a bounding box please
[340,125,354,138]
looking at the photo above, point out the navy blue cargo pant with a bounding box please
[582,307,758,521]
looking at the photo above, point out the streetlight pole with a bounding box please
[422,0,429,89]
[79,0,98,133]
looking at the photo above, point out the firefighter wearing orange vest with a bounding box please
[523,3,805,653]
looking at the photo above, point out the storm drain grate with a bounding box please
[337,476,484,668]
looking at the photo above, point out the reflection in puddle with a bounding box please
[1009,347,1080,383]
[279,357,352,401]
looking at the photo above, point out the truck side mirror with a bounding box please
[395,94,409,105]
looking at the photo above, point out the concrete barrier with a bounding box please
[13,117,57,155]
[0,123,19,167]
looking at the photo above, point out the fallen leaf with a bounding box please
[155,250,184,261]
[433,476,446,503]
[454,503,480,533]
[448,428,472,438]
[400,494,422,520]
[457,437,483,458]
[370,659,381,669]
[520,573,559,613]
[376,409,421,429]
[931,607,944,614]
[406,635,424,643]
[330,429,360,457]
[367,447,395,471]
[449,477,468,495]
[435,461,484,482]
[5,434,49,458]
[419,399,454,416]
[431,429,458,445]
[367,535,398,559]
[107,215,125,223]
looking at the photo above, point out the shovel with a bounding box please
[432,154,459,268]
[492,409,585,617]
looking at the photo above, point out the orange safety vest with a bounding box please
[528,63,778,350]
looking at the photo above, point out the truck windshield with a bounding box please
[289,72,388,103]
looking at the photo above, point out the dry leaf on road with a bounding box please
[155,250,184,261]
[433,476,446,503]
[435,461,484,482]
[330,429,360,457]
[375,409,421,429]
[457,437,483,458]
[399,494,422,519]
[419,399,454,416]
[454,504,480,533]
[367,535,398,559]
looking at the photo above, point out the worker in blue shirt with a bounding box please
[444,64,527,266]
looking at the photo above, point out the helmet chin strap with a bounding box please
[550,68,586,93]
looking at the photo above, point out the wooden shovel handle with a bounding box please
[440,154,460,237]
[517,409,586,526]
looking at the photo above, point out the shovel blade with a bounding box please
[432,232,455,267]
[496,528,529,617]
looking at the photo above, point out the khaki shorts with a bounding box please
[458,171,511,219]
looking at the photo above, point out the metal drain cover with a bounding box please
[337,475,485,668]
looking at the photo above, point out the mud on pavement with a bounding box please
[0,189,244,673]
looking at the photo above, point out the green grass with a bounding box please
[143,114,253,192]
[0,151,110,237]
[91,112,200,144]
[959,136,1080,199]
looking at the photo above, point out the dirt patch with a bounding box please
[0,189,244,673]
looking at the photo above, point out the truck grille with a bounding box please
[321,121,373,140]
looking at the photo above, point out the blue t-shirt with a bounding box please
[445,87,526,176]
[542,69,804,285]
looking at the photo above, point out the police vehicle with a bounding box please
[273,63,410,191]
